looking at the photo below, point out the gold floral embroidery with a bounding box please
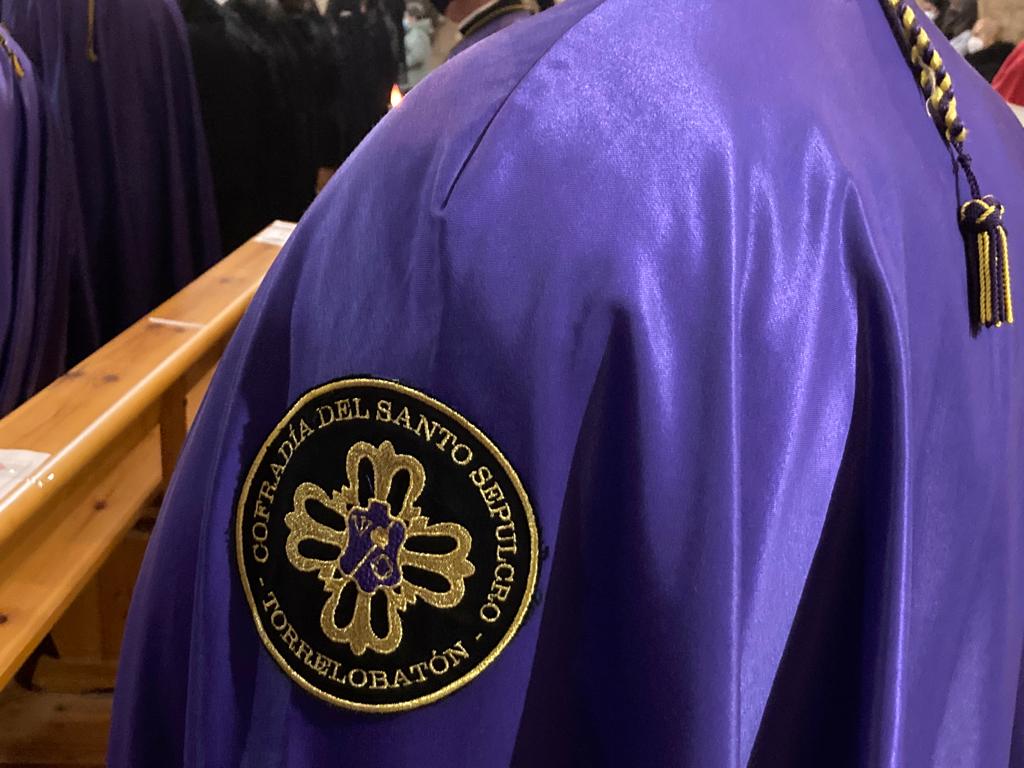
[284,440,474,655]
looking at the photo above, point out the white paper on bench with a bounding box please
[254,220,297,247]
[0,449,51,501]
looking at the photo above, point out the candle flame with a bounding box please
[390,84,403,109]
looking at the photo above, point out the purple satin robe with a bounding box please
[0,34,76,414]
[111,0,1024,765]
[1,0,220,349]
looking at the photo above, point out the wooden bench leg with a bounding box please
[159,380,188,491]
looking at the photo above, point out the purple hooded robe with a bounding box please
[111,1,1024,765]
[1,0,220,348]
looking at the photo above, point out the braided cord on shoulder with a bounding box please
[879,0,1013,330]
[887,0,966,143]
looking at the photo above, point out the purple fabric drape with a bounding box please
[0,32,76,414]
[2,0,220,350]
[111,1,1024,765]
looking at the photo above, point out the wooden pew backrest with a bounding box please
[0,223,292,690]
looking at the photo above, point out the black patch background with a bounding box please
[237,380,535,709]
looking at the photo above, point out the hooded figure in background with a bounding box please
[111,1,1024,765]
[180,0,279,252]
[325,0,375,158]
[363,0,402,123]
[0,0,220,349]
[324,0,401,149]
[0,29,81,415]
[379,0,408,84]
[228,0,319,220]
[278,0,355,179]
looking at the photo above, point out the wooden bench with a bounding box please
[0,223,292,766]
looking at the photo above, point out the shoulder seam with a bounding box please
[441,0,607,208]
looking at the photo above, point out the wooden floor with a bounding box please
[0,690,110,767]
[0,661,114,767]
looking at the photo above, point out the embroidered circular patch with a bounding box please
[236,378,538,712]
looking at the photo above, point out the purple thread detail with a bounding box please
[340,500,407,593]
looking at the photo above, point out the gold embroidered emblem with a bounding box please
[284,441,475,655]
[236,378,538,712]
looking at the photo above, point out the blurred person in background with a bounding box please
[433,0,534,59]
[364,0,403,122]
[945,0,980,50]
[964,16,1016,80]
[325,0,377,154]
[918,0,945,21]
[993,37,1024,110]
[278,0,348,199]
[403,2,434,90]
[325,0,403,140]
[228,0,318,218]
[181,0,276,252]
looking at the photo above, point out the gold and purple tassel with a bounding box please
[880,0,1014,333]
[961,196,1014,328]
